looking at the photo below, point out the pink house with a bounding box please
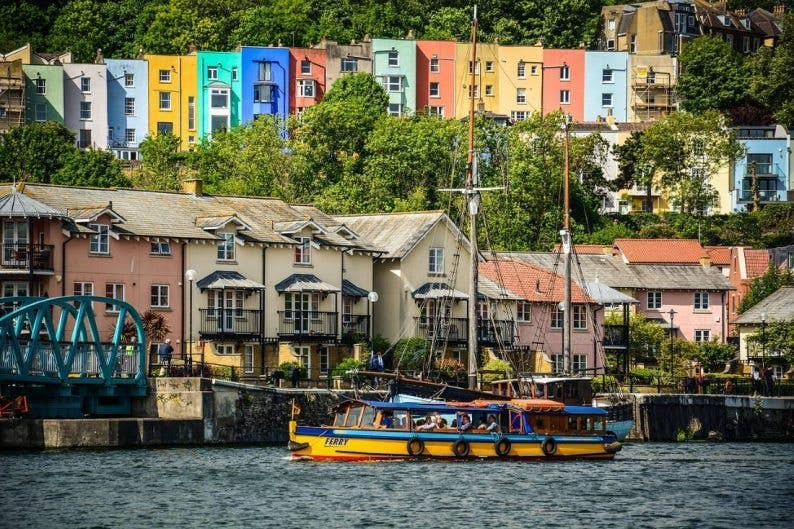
[416,40,456,118]
[542,49,585,121]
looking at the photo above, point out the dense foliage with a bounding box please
[739,265,794,313]
[747,319,794,365]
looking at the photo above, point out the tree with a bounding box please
[0,121,76,183]
[677,36,749,113]
[739,265,794,313]
[747,319,794,366]
[0,0,64,53]
[749,13,794,129]
[52,149,131,188]
[695,339,737,373]
[605,312,665,365]
[422,7,470,41]
[135,133,185,191]
[232,0,313,48]
[322,72,388,113]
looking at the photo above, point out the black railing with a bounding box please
[277,311,338,339]
[603,324,628,348]
[1,243,54,270]
[477,318,515,345]
[341,314,370,344]
[414,317,468,343]
[738,189,782,202]
[199,309,261,336]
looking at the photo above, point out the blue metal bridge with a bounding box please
[0,296,148,417]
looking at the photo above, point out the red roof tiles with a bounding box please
[479,260,596,304]
[614,239,708,265]
[705,246,732,266]
[744,248,770,278]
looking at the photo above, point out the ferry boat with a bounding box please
[288,398,623,461]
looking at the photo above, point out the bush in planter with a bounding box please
[631,367,662,385]
[279,361,307,380]
[331,357,367,380]
[592,375,618,393]
[432,358,466,384]
[481,358,512,383]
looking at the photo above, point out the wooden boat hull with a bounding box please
[289,422,618,461]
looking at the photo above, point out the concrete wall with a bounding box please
[322,40,372,94]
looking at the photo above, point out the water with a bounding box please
[1,443,792,529]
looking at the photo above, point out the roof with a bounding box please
[195,270,265,290]
[705,246,731,266]
[342,279,369,298]
[479,259,597,304]
[582,281,638,305]
[744,248,770,278]
[335,211,466,260]
[478,275,523,301]
[412,282,468,300]
[614,238,708,265]
[553,243,613,255]
[0,191,66,218]
[274,273,340,293]
[735,287,794,325]
[504,252,733,291]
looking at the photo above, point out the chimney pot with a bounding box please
[183,178,203,196]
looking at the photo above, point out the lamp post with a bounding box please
[668,309,676,381]
[185,269,196,375]
[367,291,379,357]
[760,311,767,370]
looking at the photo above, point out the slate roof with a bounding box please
[480,259,597,304]
[274,274,340,293]
[614,238,708,265]
[553,243,613,255]
[412,282,468,300]
[0,191,66,218]
[735,287,794,324]
[342,279,369,298]
[196,270,265,290]
[504,252,733,291]
[582,281,638,305]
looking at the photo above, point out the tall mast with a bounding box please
[466,5,480,390]
[561,117,572,374]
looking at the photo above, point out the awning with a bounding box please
[583,281,638,305]
[342,279,369,298]
[412,282,468,300]
[274,273,340,293]
[196,271,265,290]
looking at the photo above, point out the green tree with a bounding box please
[695,339,737,373]
[422,7,470,41]
[0,0,65,53]
[135,133,185,191]
[232,0,313,47]
[322,72,388,112]
[749,13,794,129]
[605,311,665,366]
[52,149,131,188]
[677,36,749,113]
[739,265,794,313]
[747,319,794,366]
[0,121,76,183]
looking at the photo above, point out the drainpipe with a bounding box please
[181,241,186,359]
[60,232,73,296]
[261,245,266,376]
[721,290,726,343]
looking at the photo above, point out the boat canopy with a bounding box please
[352,399,604,415]
[564,405,608,416]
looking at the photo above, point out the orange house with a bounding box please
[289,47,326,117]
[542,49,585,121]
[415,40,456,119]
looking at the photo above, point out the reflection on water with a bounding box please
[1,443,792,529]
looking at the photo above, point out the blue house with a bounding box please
[732,125,791,212]
[583,51,628,123]
[105,58,148,160]
[240,46,290,126]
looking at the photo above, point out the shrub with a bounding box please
[331,357,366,379]
[393,338,428,372]
[631,367,662,385]
[279,361,307,379]
[592,375,618,393]
[481,358,513,383]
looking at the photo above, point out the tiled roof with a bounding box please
[480,259,596,304]
[744,248,770,278]
[747,8,783,38]
[614,238,708,265]
[478,275,523,301]
[735,287,794,324]
[705,246,731,266]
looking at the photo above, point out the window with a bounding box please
[385,76,401,92]
[342,296,353,324]
[388,103,402,116]
[430,57,439,72]
[743,36,751,52]
[73,281,93,297]
[294,345,310,372]
[560,89,570,104]
[573,354,587,373]
[552,354,564,373]
[301,59,311,75]
[573,305,587,330]
[516,88,526,104]
[79,129,92,148]
[552,307,563,329]
[217,233,235,261]
[295,236,311,264]
[428,247,444,275]
[485,61,494,72]
[35,103,46,122]
[629,34,637,53]
[150,285,170,308]
[531,65,538,75]
[747,153,773,175]
[560,65,570,80]
[297,79,315,97]
[211,114,228,134]
[210,88,228,109]
[124,73,134,87]
[151,241,170,255]
[108,127,114,143]
[89,224,109,254]
[216,344,235,356]
[80,101,92,120]
[647,291,662,309]
[468,61,480,74]
[244,345,254,373]
[694,329,711,343]
[81,77,91,93]
[254,84,272,103]
[429,82,439,97]
[159,69,171,83]
[340,58,358,72]
[694,291,709,310]
[425,105,444,117]
[231,67,238,81]
[602,68,613,82]
[606,39,616,50]
[511,111,529,121]
[688,15,695,27]
[35,78,46,94]
[124,97,135,116]
[517,62,526,78]
[207,66,218,80]
[602,93,613,107]
[124,128,135,143]
[157,122,173,135]
[159,91,171,110]
[284,293,319,321]
[608,19,616,31]
[105,283,124,312]
[319,348,329,375]
[188,96,195,130]
[485,84,493,96]
[725,34,734,46]
[388,50,399,67]
[517,302,531,322]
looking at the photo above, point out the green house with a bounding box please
[23,65,64,124]
[197,51,242,140]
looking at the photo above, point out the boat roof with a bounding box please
[352,399,605,415]
[490,376,593,384]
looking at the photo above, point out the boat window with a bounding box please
[390,410,408,429]
[582,416,593,431]
[594,417,605,431]
[334,409,347,427]
[345,406,363,427]
[509,411,523,433]
[360,407,377,428]
[534,417,545,431]
[568,416,578,431]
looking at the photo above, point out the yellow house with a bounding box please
[144,52,197,150]
[455,42,501,119]
[497,45,543,121]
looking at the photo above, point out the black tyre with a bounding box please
[541,437,557,457]
[407,437,425,456]
[494,437,511,457]
[452,438,470,457]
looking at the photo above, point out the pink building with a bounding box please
[542,49,585,121]
[289,47,326,116]
[416,40,456,118]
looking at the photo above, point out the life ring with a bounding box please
[494,437,511,457]
[541,437,557,457]
[407,437,425,456]
[452,438,470,457]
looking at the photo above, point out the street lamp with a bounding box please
[760,311,767,370]
[668,309,676,380]
[185,269,196,375]
[367,291,379,357]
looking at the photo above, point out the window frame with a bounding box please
[297,79,315,97]
[300,59,311,75]
[517,302,531,322]
[573,305,587,330]
[150,241,171,255]
[89,224,110,255]
[694,291,710,310]
[35,103,46,122]
[80,77,91,93]
[105,283,124,313]
[217,232,236,261]
[207,66,218,80]
[517,62,526,78]
[80,101,92,120]
[387,50,399,67]
[73,281,94,297]
[210,88,229,109]
[159,91,171,111]
[429,58,439,72]
[647,291,662,310]
[429,82,439,98]
[124,97,135,116]
[602,68,613,83]
[159,69,171,83]
[124,73,134,87]
[35,78,46,94]
[340,58,358,72]
[150,284,170,308]
[560,65,570,81]
[428,247,444,275]
[560,89,570,104]
[294,236,311,265]
[694,329,711,343]
[516,87,527,104]
[602,93,613,107]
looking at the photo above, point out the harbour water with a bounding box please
[1,443,792,529]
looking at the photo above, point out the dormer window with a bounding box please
[89,224,109,254]
[295,237,311,264]
[217,233,235,261]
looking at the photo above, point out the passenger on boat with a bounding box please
[416,414,439,431]
[458,412,473,431]
[438,418,448,429]
[380,412,394,428]
[485,414,500,433]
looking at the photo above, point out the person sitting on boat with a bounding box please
[438,418,448,429]
[485,414,501,433]
[416,414,439,431]
[458,412,473,431]
[476,416,488,430]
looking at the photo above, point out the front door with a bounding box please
[2,221,29,267]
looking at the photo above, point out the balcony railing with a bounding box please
[603,324,628,349]
[1,243,54,271]
[199,309,261,337]
[341,314,370,344]
[277,311,338,340]
[737,189,783,203]
[477,319,515,345]
[415,317,468,343]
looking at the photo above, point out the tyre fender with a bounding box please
[541,437,557,457]
[494,436,511,457]
[407,437,425,456]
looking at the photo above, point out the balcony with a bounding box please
[341,314,370,345]
[277,311,338,341]
[1,243,54,272]
[737,189,784,203]
[199,309,261,338]
[477,319,515,346]
[415,317,468,344]
[603,324,628,349]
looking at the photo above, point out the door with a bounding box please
[2,221,29,267]
[214,290,243,332]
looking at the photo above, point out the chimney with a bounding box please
[182,178,203,196]
[319,37,327,49]
[406,29,414,39]
[16,182,25,193]
[735,8,746,16]
[773,4,785,16]
[699,256,712,268]
[94,48,104,64]
[188,42,197,54]
[363,34,371,43]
